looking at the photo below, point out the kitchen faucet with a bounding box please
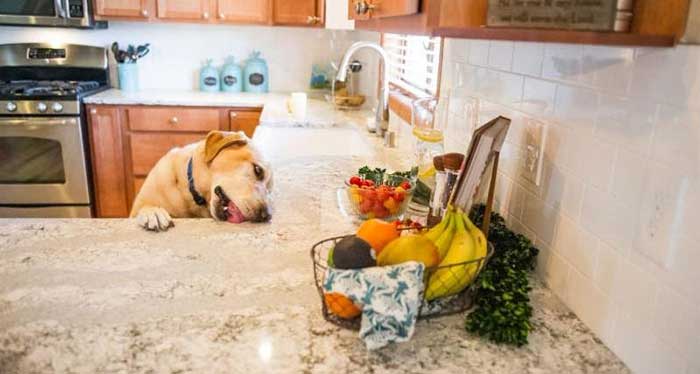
[336,41,390,137]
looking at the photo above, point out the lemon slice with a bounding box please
[412,128,444,142]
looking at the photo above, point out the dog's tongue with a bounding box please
[226,201,245,224]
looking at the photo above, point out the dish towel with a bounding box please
[323,261,425,350]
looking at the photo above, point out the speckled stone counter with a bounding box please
[0,120,628,373]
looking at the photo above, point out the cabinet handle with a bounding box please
[202,11,209,19]
[306,15,321,24]
[141,9,148,17]
[169,116,179,125]
[219,12,225,19]
[354,0,376,15]
[229,112,237,118]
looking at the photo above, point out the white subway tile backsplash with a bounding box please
[468,40,490,66]
[441,38,700,372]
[553,215,599,278]
[553,84,599,128]
[512,42,545,77]
[521,77,556,115]
[487,41,514,71]
[542,43,583,83]
[652,286,700,363]
[580,185,636,253]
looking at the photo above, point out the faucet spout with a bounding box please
[336,41,390,134]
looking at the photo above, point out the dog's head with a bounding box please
[201,131,273,223]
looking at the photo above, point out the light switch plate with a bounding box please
[522,120,548,186]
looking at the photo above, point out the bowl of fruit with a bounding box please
[342,167,415,221]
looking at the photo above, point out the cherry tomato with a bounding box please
[400,181,412,190]
[363,179,375,187]
[349,176,362,186]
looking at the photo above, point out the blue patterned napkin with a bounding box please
[323,262,425,350]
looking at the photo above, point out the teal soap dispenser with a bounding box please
[199,59,219,92]
[220,56,243,92]
[243,51,269,93]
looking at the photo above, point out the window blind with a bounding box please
[382,33,442,97]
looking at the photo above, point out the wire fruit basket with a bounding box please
[311,233,494,330]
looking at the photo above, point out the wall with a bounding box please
[425,39,700,374]
[0,22,379,95]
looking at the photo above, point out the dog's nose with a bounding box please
[214,186,223,196]
[254,206,271,222]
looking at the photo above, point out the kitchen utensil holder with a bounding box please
[311,231,493,331]
[117,63,139,92]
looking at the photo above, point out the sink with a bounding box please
[253,126,373,160]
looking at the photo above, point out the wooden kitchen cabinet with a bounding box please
[156,0,210,20]
[354,0,689,47]
[215,0,269,24]
[86,104,262,217]
[348,0,419,21]
[228,109,262,138]
[94,0,151,19]
[87,106,130,218]
[272,0,324,26]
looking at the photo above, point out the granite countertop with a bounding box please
[83,89,373,128]
[0,117,628,373]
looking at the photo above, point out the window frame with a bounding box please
[380,33,444,123]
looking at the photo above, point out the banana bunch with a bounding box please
[423,207,488,301]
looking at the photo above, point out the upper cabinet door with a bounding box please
[216,0,269,24]
[348,0,419,20]
[156,0,210,21]
[273,0,323,26]
[94,0,151,18]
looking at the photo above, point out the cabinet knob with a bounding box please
[141,9,148,17]
[229,112,237,118]
[202,11,209,19]
[169,116,179,125]
[219,12,225,19]
[90,108,97,115]
[306,15,321,24]
[354,0,375,15]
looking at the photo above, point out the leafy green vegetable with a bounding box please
[465,204,539,346]
[357,166,430,206]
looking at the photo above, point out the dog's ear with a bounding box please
[204,131,248,163]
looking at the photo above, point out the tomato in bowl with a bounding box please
[345,175,414,221]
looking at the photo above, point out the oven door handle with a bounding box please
[0,118,76,126]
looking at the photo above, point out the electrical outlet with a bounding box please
[521,120,548,186]
[633,163,689,268]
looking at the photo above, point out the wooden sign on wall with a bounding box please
[487,0,634,32]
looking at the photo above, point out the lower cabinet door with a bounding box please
[228,110,262,138]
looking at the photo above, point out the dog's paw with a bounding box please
[135,207,174,232]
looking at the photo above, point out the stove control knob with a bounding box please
[52,102,64,113]
[6,102,17,112]
[36,102,48,113]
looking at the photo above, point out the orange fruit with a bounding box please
[324,292,361,319]
[356,219,401,255]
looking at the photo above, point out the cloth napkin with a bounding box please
[322,261,425,350]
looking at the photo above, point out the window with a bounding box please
[382,33,442,97]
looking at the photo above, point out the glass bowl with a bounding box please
[341,175,415,221]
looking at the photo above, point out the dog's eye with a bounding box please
[253,163,265,181]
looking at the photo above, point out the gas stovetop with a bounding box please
[0,80,104,99]
[0,80,108,116]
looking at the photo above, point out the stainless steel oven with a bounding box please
[0,43,109,218]
[0,0,96,28]
[0,116,91,217]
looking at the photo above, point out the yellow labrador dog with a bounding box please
[130,130,272,231]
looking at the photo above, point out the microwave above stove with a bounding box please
[0,0,105,29]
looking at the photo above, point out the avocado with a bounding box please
[331,235,376,269]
